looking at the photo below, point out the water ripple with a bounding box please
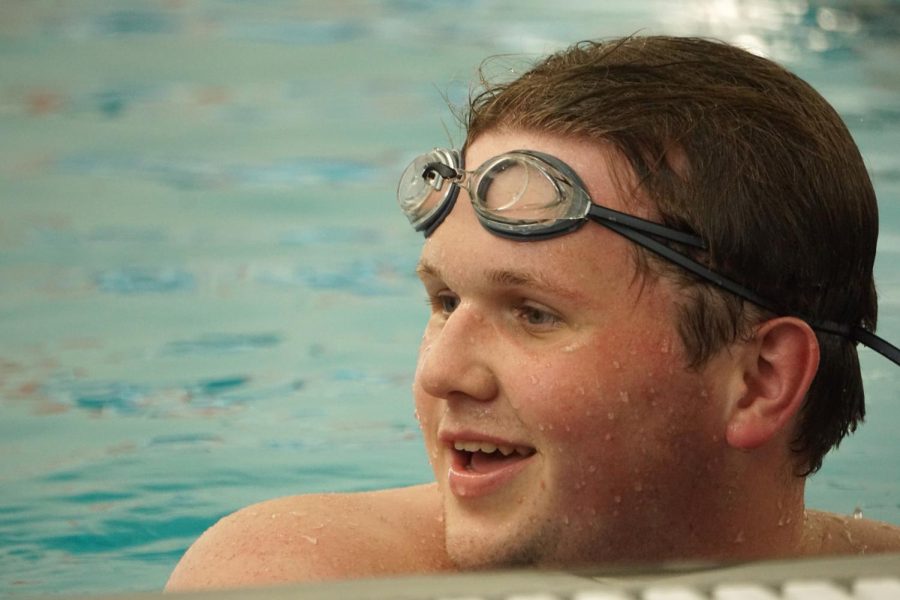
[95,267,195,295]
[162,333,282,356]
[58,155,378,190]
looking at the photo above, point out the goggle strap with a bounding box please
[424,161,459,180]
[602,219,900,367]
[852,328,900,366]
[588,204,706,249]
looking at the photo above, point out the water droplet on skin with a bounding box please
[659,338,670,353]
[634,482,643,492]
[734,530,745,544]
[604,433,612,441]
[563,516,570,525]
[301,535,318,544]
[538,424,545,431]
[619,391,630,403]
[529,375,539,384]
[588,465,597,473]
[612,360,621,370]
[607,411,615,420]
[852,506,863,520]
[576,386,585,395]
[613,495,622,504]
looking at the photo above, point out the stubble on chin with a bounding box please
[441,507,559,571]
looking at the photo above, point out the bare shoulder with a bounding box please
[165,483,452,591]
[804,509,900,555]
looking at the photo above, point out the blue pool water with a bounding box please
[1,1,899,597]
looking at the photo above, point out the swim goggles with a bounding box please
[397,147,900,366]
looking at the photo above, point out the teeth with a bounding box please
[453,440,533,456]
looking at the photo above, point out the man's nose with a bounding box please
[415,304,499,403]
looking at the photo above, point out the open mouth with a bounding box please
[453,440,536,474]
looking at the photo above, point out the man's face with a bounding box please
[413,130,732,568]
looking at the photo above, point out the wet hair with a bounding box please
[464,35,879,475]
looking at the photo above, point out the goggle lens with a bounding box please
[475,155,573,224]
[397,150,457,229]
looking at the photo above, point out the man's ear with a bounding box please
[725,317,820,450]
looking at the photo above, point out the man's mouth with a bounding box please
[452,440,536,474]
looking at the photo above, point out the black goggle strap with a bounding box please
[600,218,900,366]
[587,203,706,249]
[423,161,459,181]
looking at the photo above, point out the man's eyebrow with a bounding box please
[487,268,586,302]
[416,259,587,303]
[415,260,440,280]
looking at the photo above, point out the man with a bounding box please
[166,35,900,591]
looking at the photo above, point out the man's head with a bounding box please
[463,35,878,475]
[405,36,881,568]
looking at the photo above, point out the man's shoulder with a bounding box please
[805,509,900,555]
[165,483,452,591]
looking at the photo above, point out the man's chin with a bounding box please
[444,529,547,571]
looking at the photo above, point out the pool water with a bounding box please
[1,1,899,597]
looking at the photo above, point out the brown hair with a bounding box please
[464,36,879,474]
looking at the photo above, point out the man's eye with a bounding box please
[517,304,562,327]
[429,293,459,315]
